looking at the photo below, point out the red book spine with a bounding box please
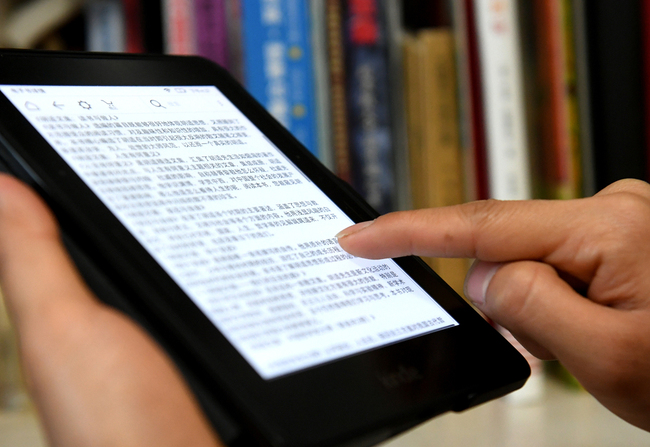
[535,0,574,198]
[163,0,196,55]
[463,0,489,200]
[122,0,145,53]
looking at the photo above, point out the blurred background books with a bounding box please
[1,0,650,442]
[2,0,649,291]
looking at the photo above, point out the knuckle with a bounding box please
[461,199,504,228]
[486,261,553,326]
[609,191,650,217]
[598,179,650,199]
[597,192,650,245]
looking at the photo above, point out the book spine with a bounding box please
[343,0,396,214]
[194,0,229,67]
[140,0,164,53]
[462,0,489,200]
[4,0,83,49]
[310,0,335,171]
[421,30,464,209]
[86,0,126,53]
[383,0,411,211]
[325,0,352,182]
[402,34,426,212]
[533,0,580,200]
[643,0,650,182]
[225,0,245,83]
[286,0,319,159]
[0,2,8,47]
[163,0,196,55]
[451,0,479,203]
[571,0,595,196]
[473,0,532,201]
[241,0,319,158]
[420,29,467,295]
[584,0,647,189]
[122,0,145,53]
[473,0,542,403]
[560,0,583,198]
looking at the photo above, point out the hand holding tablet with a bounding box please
[0,50,529,446]
[0,174,222,447]
[338,180,650,432]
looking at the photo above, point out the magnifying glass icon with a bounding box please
[150,99,166,108]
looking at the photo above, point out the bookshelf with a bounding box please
[1,0,650,444]
[3,0,647,202]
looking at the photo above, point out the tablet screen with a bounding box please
[0,85,458,379]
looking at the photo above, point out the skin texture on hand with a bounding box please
[338,179,650,432]
[0,174,222,447]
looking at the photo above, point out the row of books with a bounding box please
[2,0,649,400]
[4,0,649,305]
[45,0,409,216]
[4,0,648,206]
[403,0,649,400]
[155,0,411,217]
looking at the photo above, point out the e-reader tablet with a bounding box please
[0,50,529,447]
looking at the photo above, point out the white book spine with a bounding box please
[473,0,532,201]
[473,0,541,404]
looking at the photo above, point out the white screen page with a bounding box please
[1,85,457,379]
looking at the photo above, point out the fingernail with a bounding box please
[464,260,503,306]
[335,220,375,239]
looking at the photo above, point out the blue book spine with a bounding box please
[241,0,319,158]
[344,0,395,214]
[86,0,126,52]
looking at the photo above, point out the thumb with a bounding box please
[0,176,224,447]
[465,259,613,363]
[0,174,97,330]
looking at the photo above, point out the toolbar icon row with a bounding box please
[23,99,167,111]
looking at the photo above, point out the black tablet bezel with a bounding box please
[0,50,529,447]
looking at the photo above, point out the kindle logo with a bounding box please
[376,365,423,390]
